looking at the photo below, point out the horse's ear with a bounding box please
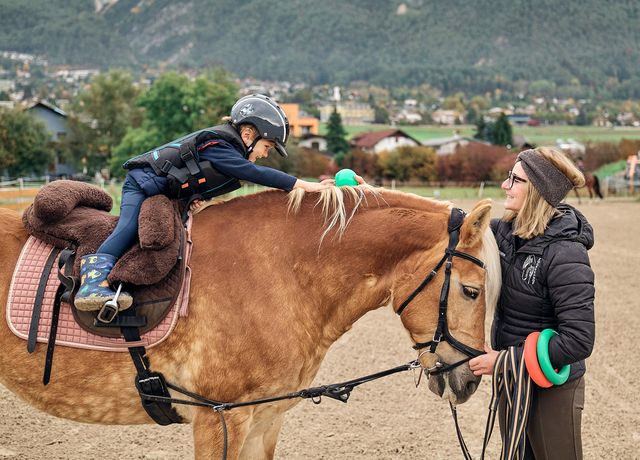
[459,199,492,249]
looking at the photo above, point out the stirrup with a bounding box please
[96,284,126,324]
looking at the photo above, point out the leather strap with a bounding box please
[27,247,62,353]
[43,282,66,385]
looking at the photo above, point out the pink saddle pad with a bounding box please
[6,235,192,352]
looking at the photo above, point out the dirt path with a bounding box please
[1,198,639,459]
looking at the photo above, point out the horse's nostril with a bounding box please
[466,380,477,395]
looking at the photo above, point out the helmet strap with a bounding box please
[246,136,261,156]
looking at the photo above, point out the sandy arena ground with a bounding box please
[1,196,639,459]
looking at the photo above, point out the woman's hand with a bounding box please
[468,343,500,376]
[293,179,331,192]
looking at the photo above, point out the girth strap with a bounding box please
[122,325,183,425]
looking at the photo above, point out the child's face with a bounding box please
[248,139,276,162]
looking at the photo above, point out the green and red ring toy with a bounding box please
[524,328,571,387]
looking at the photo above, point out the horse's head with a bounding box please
[393,199,500,404]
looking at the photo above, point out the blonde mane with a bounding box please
[287,185,451,242]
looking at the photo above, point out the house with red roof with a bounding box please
[350,129,421,154]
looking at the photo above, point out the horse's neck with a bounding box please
[279,199,446,349]
[197,191,446,359]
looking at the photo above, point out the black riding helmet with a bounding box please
[230,94,290,157]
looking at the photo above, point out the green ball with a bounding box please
[335,169,358,187]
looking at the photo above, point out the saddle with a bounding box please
[9,180,192,424]
[17,180,192,339]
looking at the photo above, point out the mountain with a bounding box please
[1,0,639,96]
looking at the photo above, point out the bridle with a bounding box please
[395,207,486,376]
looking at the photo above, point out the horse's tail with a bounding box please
[593,175,604,199]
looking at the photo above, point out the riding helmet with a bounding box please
[230,94,290,157]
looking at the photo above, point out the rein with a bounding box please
[135,359,422,460]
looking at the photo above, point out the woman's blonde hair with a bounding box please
[505,147,585,239]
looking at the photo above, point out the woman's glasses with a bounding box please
[505,170,528,189]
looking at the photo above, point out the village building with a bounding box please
[422,134,490,156]
[298,134,327,152]
[319,101,375,125]
[430,109,463,125]
[351,129,420,154]
[27,100,68,141]
[280,103,320,137]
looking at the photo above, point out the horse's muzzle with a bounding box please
[426,366,481,404]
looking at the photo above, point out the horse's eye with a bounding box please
[462,285,480,299]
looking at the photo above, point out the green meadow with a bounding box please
[320,124,640,145]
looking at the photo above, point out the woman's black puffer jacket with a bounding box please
[491,204,595,381]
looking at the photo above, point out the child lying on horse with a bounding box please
[74,94,363,316]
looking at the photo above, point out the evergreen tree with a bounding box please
[474,116,487,140]
[466,106,478,125]
[374,105,390,124]
[493,113,513,147]
[326,107,350,165]
[575,108,590,126]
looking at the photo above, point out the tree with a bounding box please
[110,68,238,176]
[69,69,141,171]
[0,109,54,177]
[325,107,350,165]
[442,93,465,113]
[474,117,487,140]
[376,146,437,182]
[374,105,390,124]
[109,127,161,176]
[492,113,513,147]
[341,149,378,178]
[136,72,193,142]
[575,108,591,126]
[466,106,479,125]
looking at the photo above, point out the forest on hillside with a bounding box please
[1,0,639,98]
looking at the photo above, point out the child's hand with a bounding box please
[189,199,204,214]
[320,175,367,186]
[354,174,367,185]
[294,179,331,193]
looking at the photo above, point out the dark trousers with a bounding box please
[499,376,585,460]
[98,174,153,259]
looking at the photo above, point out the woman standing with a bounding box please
[469,147,595,459]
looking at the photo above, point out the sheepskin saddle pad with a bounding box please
[9,180,192,344]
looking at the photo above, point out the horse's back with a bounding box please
[0,207,28,280]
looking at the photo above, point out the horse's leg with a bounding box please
[574,187,581,205]
[192,407,252,460]
[239,413,285,460]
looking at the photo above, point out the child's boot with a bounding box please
[74,254,133,319]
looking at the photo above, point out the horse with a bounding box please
[574,172,603,203]
[0,186,500,459]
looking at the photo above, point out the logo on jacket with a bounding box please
[522,255,541,285]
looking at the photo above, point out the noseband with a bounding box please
[396,208,486,375]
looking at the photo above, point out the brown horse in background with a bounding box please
[574,172,603,203]
[0,187,500,459]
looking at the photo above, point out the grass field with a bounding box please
[320,123,640,145]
